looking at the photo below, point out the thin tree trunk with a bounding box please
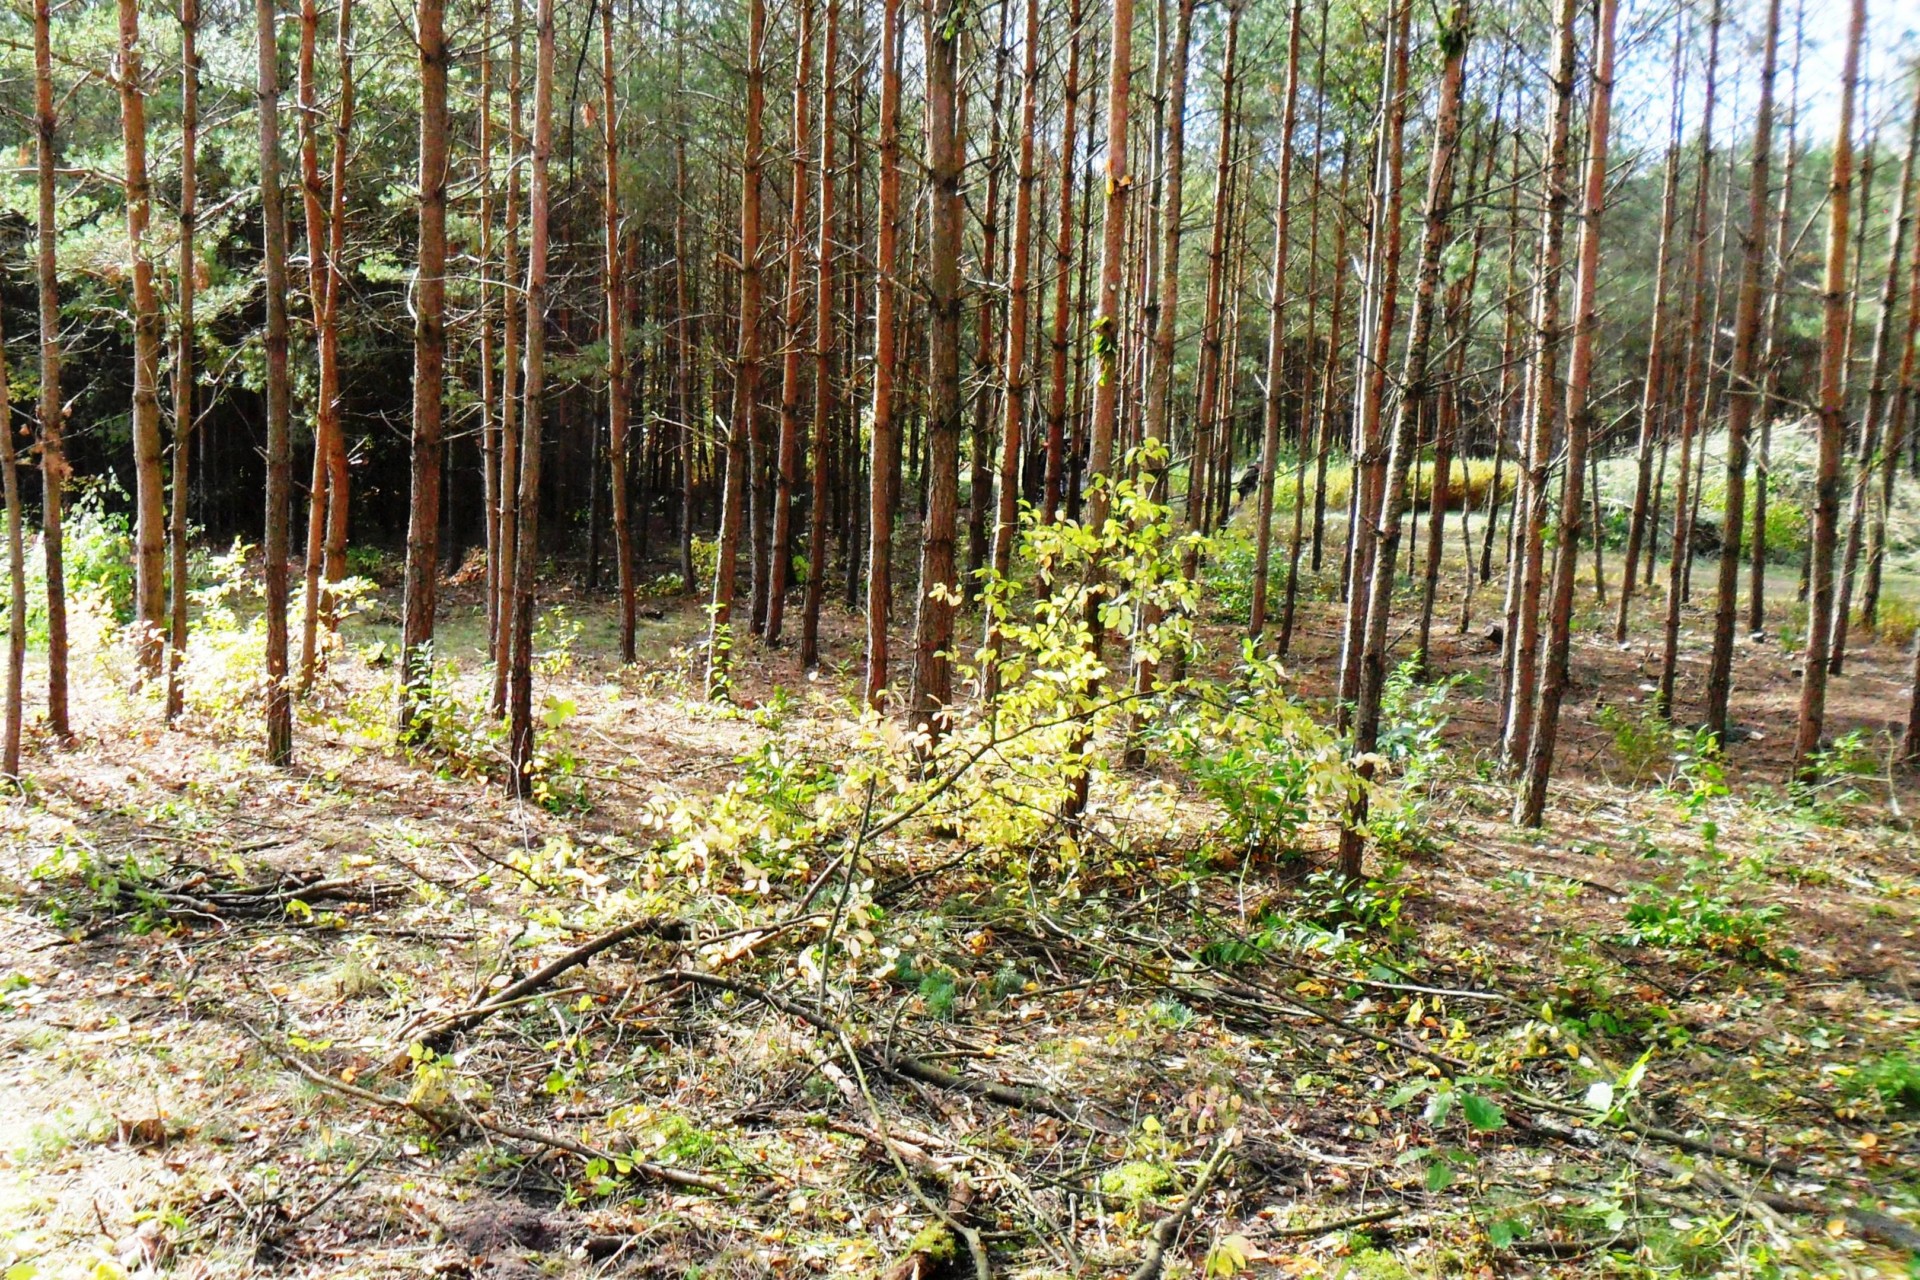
[1334,0,1412,726]
[674,0,696,594]
[801,0,840,668]
[707,0,766,697]
[1338,0,1467,876]
[1798,0,1864,775]
[118,0,167,681]
[508,0,555,782]
[1248,0,1301,642]
[602,0,636,662]
[33,0,68,741]
[1519,0,1619,825]
[295,0,328,692]
[966,0,1012,598]
[1881,96,1920,639]
[1840,73,1920,655]
[911,0,964,739]
[768,0,815,646]
[1614,25,1686,642]
[1751,1,1803,635]
[1418,93,1500,669]
[1655,1,1722,720]
[1278,0,1330,658]
[398,0,449,733]
[1704,0,1782,739]
[491,12,524,716]
[257,0,293,765]
[166,0,198,722]
[985,0,1039,700]
[1122,0,1194,762]
[1311,156,1351,580]
[1501,0,1583,765]
[1041,0,1083,526]
[863,0,902,708]
[1059,0,1135,818]
[1186,3,1239,552]
[0,306,23,777]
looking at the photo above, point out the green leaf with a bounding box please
[1424,1161,1455,1192]
[1488,1218,1525,1248]
[1386,1080,1431,1109]
[1461,1092,1506,1132]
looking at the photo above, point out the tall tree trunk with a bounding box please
[1123,0,1194,763]
[1338,0,1467,876]
[1060,0,1135,818]
[1334,0,1412,725]
[863,0,902,708]
[295,0,328,691]
[1519,0,1619,824]
[1500,0,1582,765]
[1881,93,1920,638]
[1311,155,1352,581]
[508,0,554,781]
[1248,0,1301,642]
[1083,0,1134,535]
[1418,92,1501,669]
[1751,0,1803,636]
[1841,73,1920,652]
[1278,0,1329,658]
[602,0,636,662]
[707,0,767,697]
[257,0,293,765]
[1186,3,1240,551]
[1,308,23,777]
[118,0,167,681]
[911,0,964,739]
[768,0,815,646]
[398,0,449,733]
[1704,0,1782,739]
[674,0,696,594]
[166,0,198,722]
[491,11,524,716]
[1654,1,1722,719]
[1796,0,1863,775]
[801,0,840,668]
[1614,24,1686,642]
[966,0,1012,598]
[1041,0,1083,525]
[985,0,1040,699]
[33,0,69,741]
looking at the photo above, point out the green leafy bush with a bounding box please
[1618,880,1790,966]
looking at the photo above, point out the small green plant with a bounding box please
[1849,1046,1920,1114]
[1787,729,1873,822]
[1872,596,1920,648]
[917,967,958,1019]
[1303,861,1409,934]
[1596,702,1670,781]
[1618,878,1791,966]
[533,605,584,677]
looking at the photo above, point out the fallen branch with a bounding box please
[417,916,690,1046]
[1129,1127,1238,1280]
[660,969,1092,1127]
[1523,1112,1918,1256]
[1271,1205,1401,1238]
[251,1028,730,1196]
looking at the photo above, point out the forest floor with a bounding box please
[1,519,1917,1280]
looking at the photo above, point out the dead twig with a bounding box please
[1129,1127,1238,1280]
[248,1026,732,1196]
[415,916,690,1046]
